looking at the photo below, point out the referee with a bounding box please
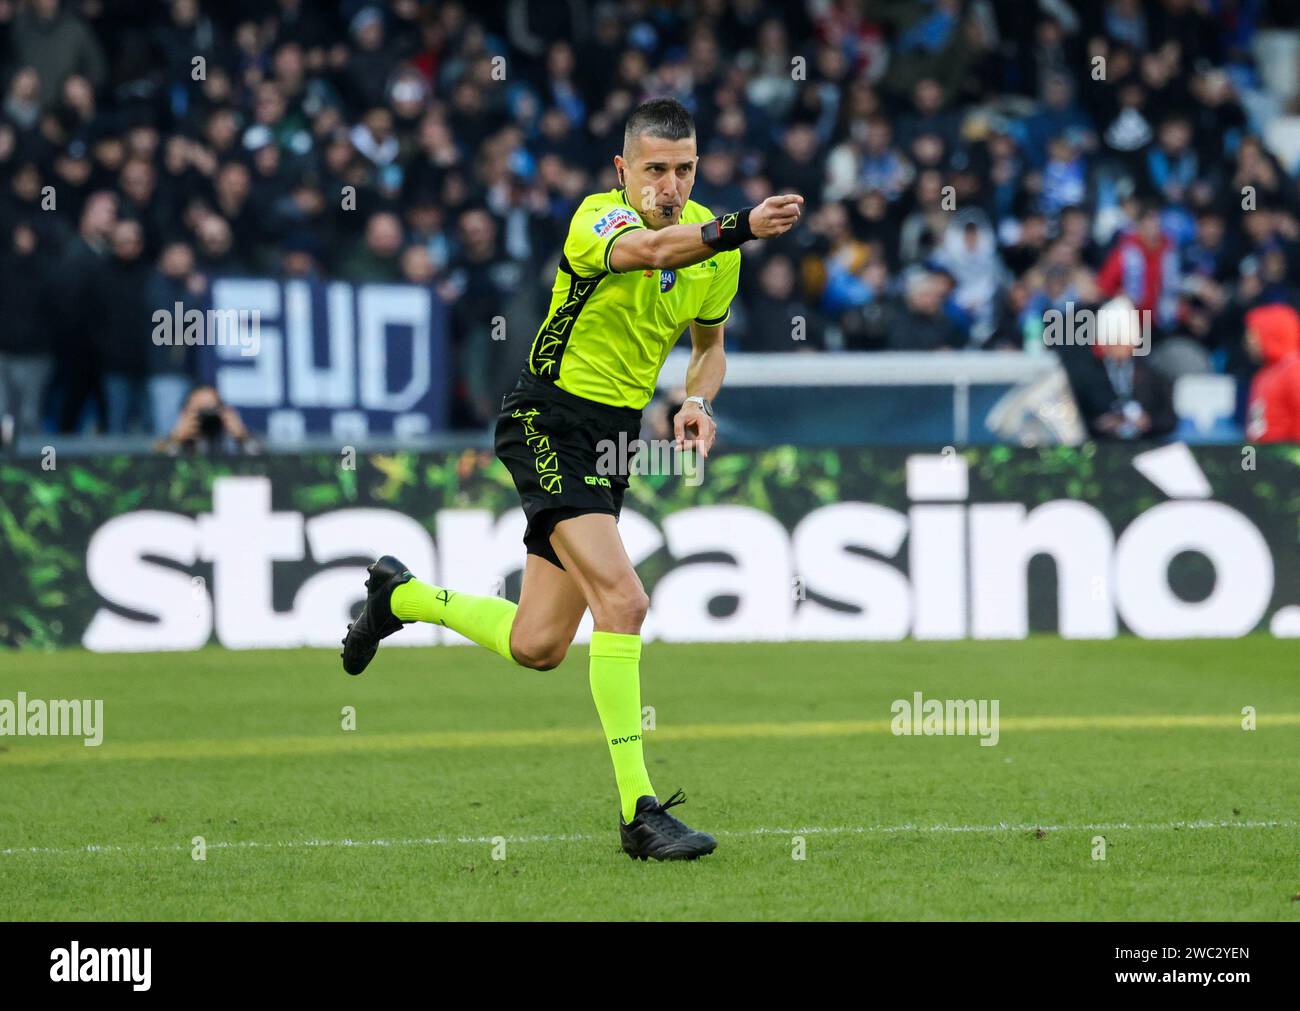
[342,97,804,861]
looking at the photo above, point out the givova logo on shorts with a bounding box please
[513,407,563,493]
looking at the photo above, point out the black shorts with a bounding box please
[493,371,642,569]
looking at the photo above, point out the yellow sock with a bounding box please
[589,631,655,822]
[390,579,516,662]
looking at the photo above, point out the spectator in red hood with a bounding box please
[1244,303,1300,443]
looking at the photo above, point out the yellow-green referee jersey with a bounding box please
[526,188,742,410]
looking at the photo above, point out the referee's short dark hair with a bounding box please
[624,98,695,149]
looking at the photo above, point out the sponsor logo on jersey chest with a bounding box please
[592,208,639,238]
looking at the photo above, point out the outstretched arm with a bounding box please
[609,194,805,273]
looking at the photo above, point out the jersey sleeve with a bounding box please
[694,249,741,326]
[563,201,645,277]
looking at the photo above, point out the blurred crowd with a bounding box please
[1,0,1300,441]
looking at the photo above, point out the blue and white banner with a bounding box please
[197,278,449,439]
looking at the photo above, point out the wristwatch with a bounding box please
[684,395,713,418]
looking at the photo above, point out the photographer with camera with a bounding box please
[156,384,259,456]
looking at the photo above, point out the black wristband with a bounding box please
[701,207,755,251]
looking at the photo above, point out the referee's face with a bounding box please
[616,134,697,230]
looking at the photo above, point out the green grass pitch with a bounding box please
[1,637,1296,920]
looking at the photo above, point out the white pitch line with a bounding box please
[1,819,1294,859]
